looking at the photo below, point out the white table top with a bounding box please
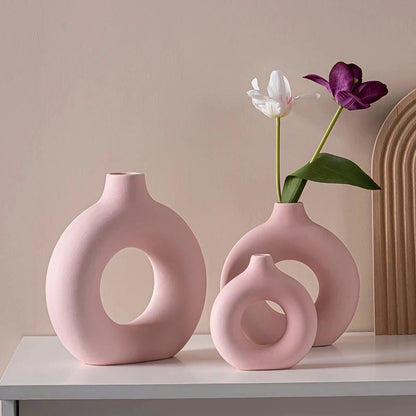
[1,333,416,400]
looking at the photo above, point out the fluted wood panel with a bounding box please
[372,89,416,335]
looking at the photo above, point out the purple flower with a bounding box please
[304,62,388,110]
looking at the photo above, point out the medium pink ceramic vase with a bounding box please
[211,254,317,370]
[221,203,359,347]
[46,172,206,365]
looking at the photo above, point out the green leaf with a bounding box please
[281,153,381,203]
[281,177,307,203]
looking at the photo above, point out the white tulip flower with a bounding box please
[247,70,320,118]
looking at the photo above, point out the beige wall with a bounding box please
[0,0,415,374]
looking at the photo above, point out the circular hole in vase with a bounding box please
[242,300,287,345]
[100,248,154,324]
[265,300,285,315]
[276,260,318,302]
[266,300,284,314]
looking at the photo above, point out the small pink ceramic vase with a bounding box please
[46,172,206,365]
[211,254,317,370]
[221,203,359,347]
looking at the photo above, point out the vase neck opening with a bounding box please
[99,172,152,205]
[268,202,310,224]
[248,253,275,268]
[245,254,278,277]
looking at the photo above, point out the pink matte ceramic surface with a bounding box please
[46,173,206,365]
[211,254,317,370]
[221,203,359,347]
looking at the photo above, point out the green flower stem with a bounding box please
[310,104,343,162]
[275,116,282,202]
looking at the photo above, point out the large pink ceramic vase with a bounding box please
[211,254,317,370]
[46,172,206,365]
[221,203,359,347]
